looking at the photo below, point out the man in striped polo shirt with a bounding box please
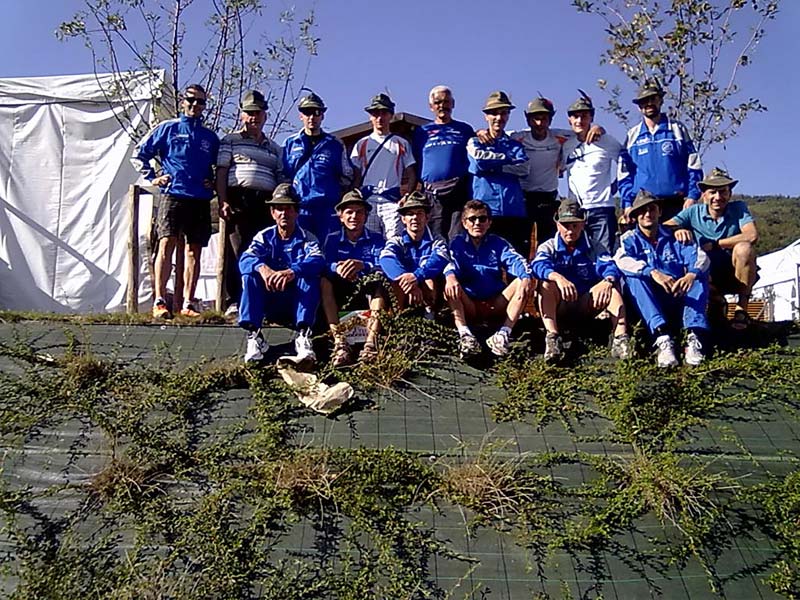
[216,90,286,318]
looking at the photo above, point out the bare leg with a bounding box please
[365,294,386,347]
[499,278,526,329]
[732,241,757,310]
[154,236,177,301]
[183,242,203,304]
[447,291,476,329]
[320,278,341,333]
[607,287,628,337]
[537,280,561,334]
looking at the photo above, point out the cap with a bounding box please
[364,93,396,113]
[298,92,326,111]
[334,189,372,212]
[265,183,300,206]
[525,97,556,116]
[629,189,661,217]
[554,199,586,223]
[240,89,266,111]
[633,80,665,104]
[698,167,738,191]
[397,190,432,214]
[482,91,515,112]
[567,90,594,114]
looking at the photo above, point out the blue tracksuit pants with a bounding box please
[238,272,320,331]
[626,276,709,334]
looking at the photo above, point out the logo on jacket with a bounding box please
[661,141,674,156]
[200,139,212,152]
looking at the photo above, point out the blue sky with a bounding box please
[1,0,797,196]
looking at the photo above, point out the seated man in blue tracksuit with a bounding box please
[466,91,529,254]
[379,191,450,316]
[238,183,325,364]
[614,189,710,367]
[444,200,533,358]
[532,199,629,363]
[321,189,387,367]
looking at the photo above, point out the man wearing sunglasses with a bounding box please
[133,83,220,320]
[282,92,354,241]
[444,200,533,358]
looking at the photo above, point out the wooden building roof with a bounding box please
[332,112,431,151]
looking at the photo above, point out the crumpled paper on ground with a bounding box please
[277,363,354,415]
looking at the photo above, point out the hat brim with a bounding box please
[698,179,738,191]
[632,92,664,104]
[629,198,660,217]
[365,105,394,113]
[335,200,372,212]
[265,199,299,207]
[241,104,265,111]
[483,104,515,113]
[555,216,585,223]
[398,205,431,215]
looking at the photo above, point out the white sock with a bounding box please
[499,326,512,336]
[457,325,472,336]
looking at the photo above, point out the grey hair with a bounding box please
[428,85,453,104]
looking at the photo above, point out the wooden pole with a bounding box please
[126,185,140,313]
[216,218,227,312]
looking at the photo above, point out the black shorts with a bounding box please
[156,194,212,246]
[330,277,385,310]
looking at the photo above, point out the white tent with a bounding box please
[0,70,167,312]
[752,238,800,322]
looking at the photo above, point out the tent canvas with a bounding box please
[0,70,166,312]
[752,237,800,322]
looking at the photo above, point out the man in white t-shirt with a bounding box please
[562,91,624,255]
[351,94,417,238]
[509,97,603,252]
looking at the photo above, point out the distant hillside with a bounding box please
[739,195,800,255]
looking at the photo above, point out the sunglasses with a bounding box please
[465,215,489,224]
[300,108,324,117]
[184,97,207,105]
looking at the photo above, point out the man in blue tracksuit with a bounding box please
[282,92,353,241]
[132,83,220,319]
[618,81,703,223]
[444,200,533,358]
[321,189,387,367]
[614,189,711,367]
[532,200,629,362]
[466,91,529,254]
[238,183,325,364]
[379,191,450,316]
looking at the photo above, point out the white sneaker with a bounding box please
[654,334,678,368]
[244,330,268,363]
[544,332,563,363]
[486,330,511,356]
[684,332,705,366]
[294,330,316,363]
[610,334,631,360]
[224,303,239,318]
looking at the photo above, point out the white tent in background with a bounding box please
[0,70,168,312]
[751,238,800,322]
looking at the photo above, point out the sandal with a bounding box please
[730,308,751,331]
[358,339,379,363]
[331,339,353,367]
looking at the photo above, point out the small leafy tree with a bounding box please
[572,0,780,156]
[56,0,320,140]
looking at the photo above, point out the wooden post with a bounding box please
[173,237,185,314]
[126,185,140,313]
[216,218,227,312]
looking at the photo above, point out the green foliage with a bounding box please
[573,0,780,156]
[743,194,800,254]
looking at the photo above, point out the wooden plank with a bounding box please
[126,185,140,314]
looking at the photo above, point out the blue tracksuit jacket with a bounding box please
[614,226,710,332]
[379,228,450,281]
[467,134,528,217]
[531,232,620,295]
[323,227,385,278]
[132,114,219,200]
[444,233,531,300]
[618,117,702,209]
[282,131,352,208]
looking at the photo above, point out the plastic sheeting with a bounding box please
[0,71,164,312]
